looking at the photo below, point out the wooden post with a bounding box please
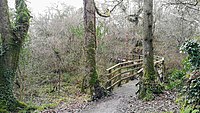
[162,59,166,82]
[130,62,135,81]
[126,64,130,83]
[106,69,112,91]
[117,67,122,87]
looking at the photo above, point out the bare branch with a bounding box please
[162,0,200,12]
[110,0,124,12]
[94,0,124,18]
[165,0,199,6]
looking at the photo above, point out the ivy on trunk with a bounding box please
[0,0,30,111]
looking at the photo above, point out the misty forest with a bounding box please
[0,0,200,113]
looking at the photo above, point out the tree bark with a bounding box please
[138,0,157,100]
[83,0,106,100]
[0,0,30,111]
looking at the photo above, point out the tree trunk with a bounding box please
[83,0,106,100]
[138,0,157,100]
[0,0,30,111]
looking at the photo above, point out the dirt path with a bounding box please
[80,80,139,113]
[42,79,180,113]
[80,79,180,113]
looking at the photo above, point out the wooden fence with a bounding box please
[105,56,165,91]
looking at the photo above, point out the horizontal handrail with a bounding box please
[107,63,143,76]
[106,57,161,72]
[106,68,143,90]
[106,59,143,71]
[107,67,142,83]
[105,55,165,91]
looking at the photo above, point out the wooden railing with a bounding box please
[105,56,165,91]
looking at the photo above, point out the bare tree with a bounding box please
[138,0,158,100]
[83,0,106,100]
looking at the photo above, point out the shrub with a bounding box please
[166,58,190,90]
[180,39,200,109]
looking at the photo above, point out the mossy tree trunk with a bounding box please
[138,0,157,100]
[0,0,30,111]
[83,0,105,100]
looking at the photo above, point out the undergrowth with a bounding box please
[166,39,200,112]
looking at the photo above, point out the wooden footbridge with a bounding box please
[105,55,165,91]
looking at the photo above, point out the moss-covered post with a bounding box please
[83,0,105,100]
[138,0,157,100]
[0,0,30,111]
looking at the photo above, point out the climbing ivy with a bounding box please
[15,0,30,24]
[180,39,200,109]
[14,0,31,40]
[0,0,31,112]
[180,40,200,70]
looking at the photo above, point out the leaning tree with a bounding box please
[0,0,30,111]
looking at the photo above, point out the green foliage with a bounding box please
[182,57,192,72]
[70,25,84,38]
[0,101,8,113]
[179,39,200,109]
[15,0,31,24]
[17,103,36,113]
[0,98,30,112]
[0,109,9,113]
[138,81,163,101]
[180,106,199,113]
[70,23,108,39]
[180,40,200,70]
[96,22,108,39]
[183,77,200,106]
[33,103,58,112]
[171,69,185,80]
[166,57,192,90]
[143,89,154,101]
[166,69,185,90]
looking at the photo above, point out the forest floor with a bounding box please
[42,80,180,113]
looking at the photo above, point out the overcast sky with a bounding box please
[8,0,83,14]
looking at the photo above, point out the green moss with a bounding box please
[138,55,164,100]
[0,102,8,113]
[138,78,163,101]
[0,99,26,112]
[85,35,99,95]
[144,89,154,101]
[89,69,98,86]
[37,103,58,111]
[138,82,155,101]
[0,0,31,112]
[0,109,9,113]
[143,60,156,81]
